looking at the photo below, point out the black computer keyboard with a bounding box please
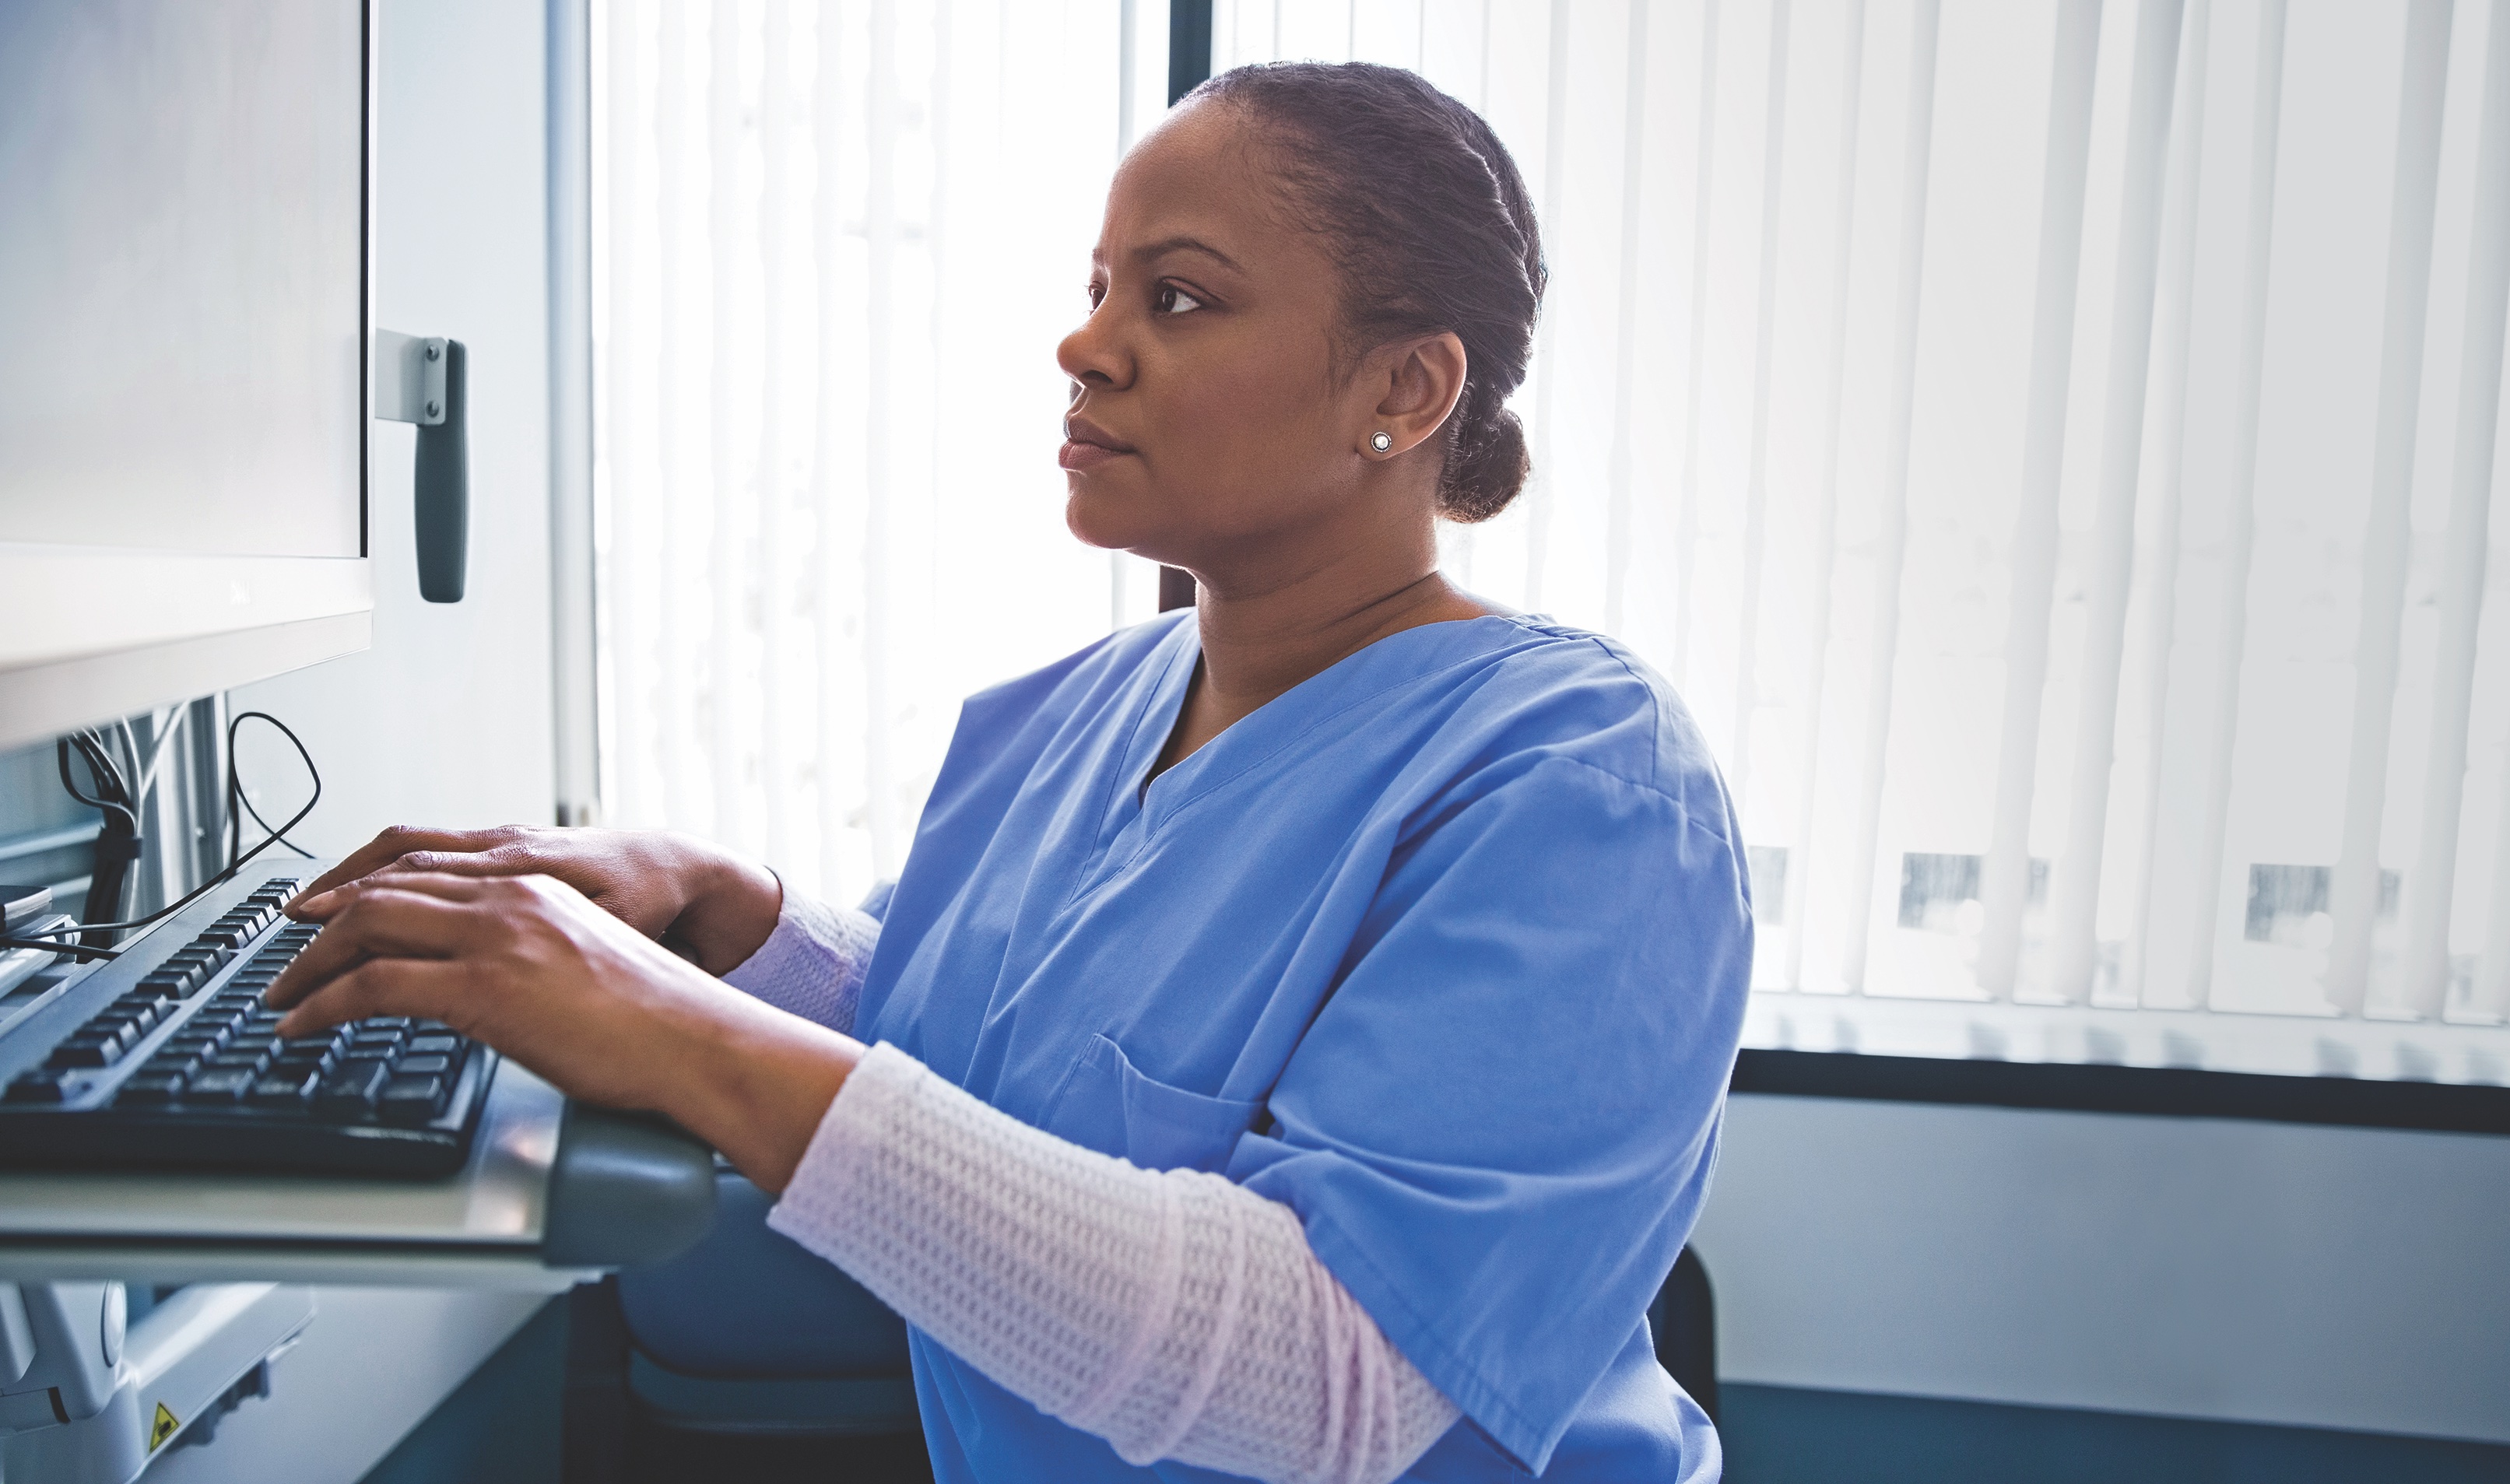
[0,871,497,1177]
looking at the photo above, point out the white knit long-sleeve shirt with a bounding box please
[725,895,1462,1484]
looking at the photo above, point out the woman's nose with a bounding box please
[1057,303,1133,391]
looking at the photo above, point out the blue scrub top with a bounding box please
[855,610,1751,1481]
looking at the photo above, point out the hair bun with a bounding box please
[1438,393,1529,524]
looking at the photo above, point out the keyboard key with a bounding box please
[182,1067,254,1101]
[49,1039,120,1068]
[5,1073,70,1103]
[314,1061,391,1117]
[195,927,248,949]
[116,1075,186,1104]
[364,1017,412,1030]
[249,1071,320,1107]
[274,1053,335,1082]
[146,1050,204,1079]
[393,1054,452,1077]
[83,1019,142,1047]
[377,1074,446,1122]
[208,1049,272,1076]
[140,967,201,994]
[405,1034,459,1056]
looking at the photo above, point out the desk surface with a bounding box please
[0,1065,716,1286]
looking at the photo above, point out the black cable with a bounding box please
[80,821,142,952]
[236,788,318,859]
[79,732,146,938]
[58,737,138,836]
[226,711,320,864]
[0,935,118,962]
[76,730,129,798]
[60,733,145,949]
[16,710,322,943]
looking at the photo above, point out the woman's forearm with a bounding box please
[767,1044,1460,1484]
[665,992,862,1192]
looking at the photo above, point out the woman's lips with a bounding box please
[1061,415,1134,471]
[1058,438,1130,472]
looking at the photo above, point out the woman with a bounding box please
[271,61,1750,1483]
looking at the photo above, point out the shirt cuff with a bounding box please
[721,890,880,1035]
[763,1040,921,1254]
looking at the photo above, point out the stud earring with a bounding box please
[1370,431,1393,453]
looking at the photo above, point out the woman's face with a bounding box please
[1057,103,1398,577]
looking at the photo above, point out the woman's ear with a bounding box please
[1360,332,1468,459]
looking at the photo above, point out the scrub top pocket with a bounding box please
[1043,1033,1266,1174]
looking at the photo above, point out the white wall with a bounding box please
[1690,1093,2510,1444]
[233,0,558,853]
[184,2,564,1476]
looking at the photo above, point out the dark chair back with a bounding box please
[1647,1245,1718,1425]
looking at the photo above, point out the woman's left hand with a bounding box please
[262,872,861,1191]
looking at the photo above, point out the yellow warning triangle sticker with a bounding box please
[149,1401,180,1451]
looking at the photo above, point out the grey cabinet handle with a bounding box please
[374,331,469,603]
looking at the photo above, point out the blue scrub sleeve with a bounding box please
[1227,753,1752,1474]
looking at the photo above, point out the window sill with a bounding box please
[1730,1048,2510,1135]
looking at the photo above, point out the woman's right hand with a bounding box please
[284,825,785,977]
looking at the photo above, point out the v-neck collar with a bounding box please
[1106,609,1542,838]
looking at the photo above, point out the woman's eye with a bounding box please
[1086,281,1107,310]
[1153,283,1205,315]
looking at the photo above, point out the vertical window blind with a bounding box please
[593,0,1170,907]
[596,1,2510,1084]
